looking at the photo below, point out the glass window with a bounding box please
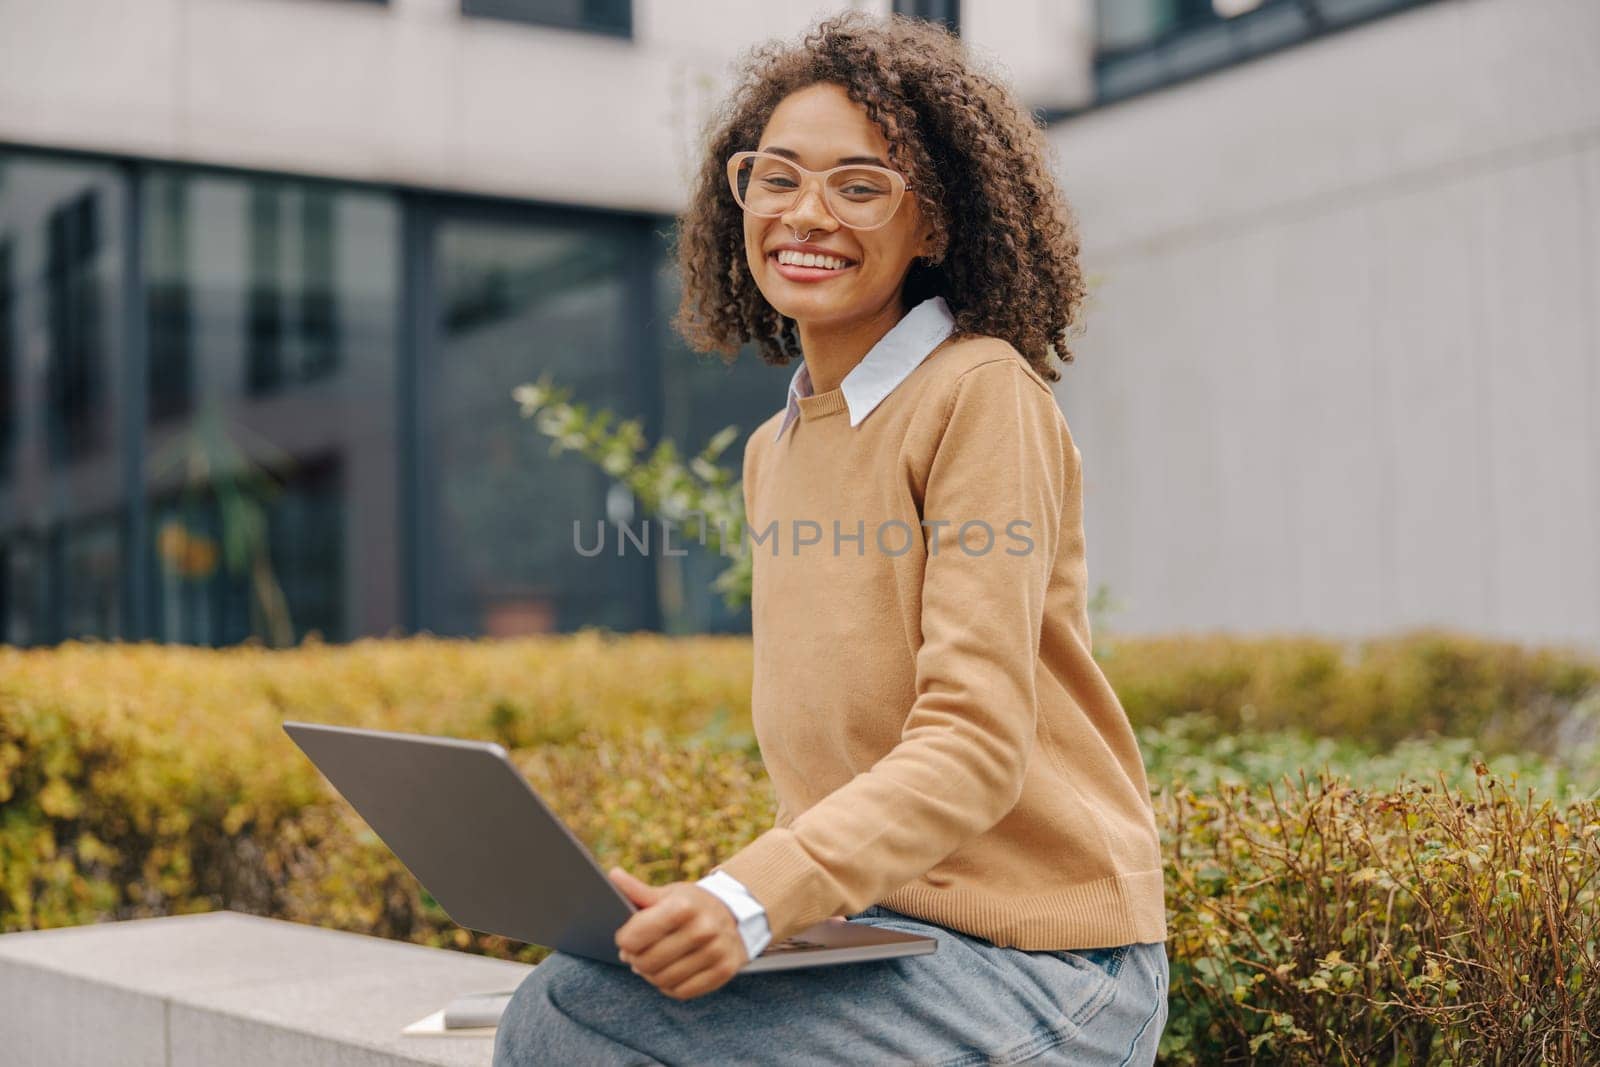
[653,227,775,635]
[44,187,110,466]
[1094,0,1211,52]
[268,454,343,642]
[0,238,14,484]
[0,151,127,647]
[1087,0,1435,109]
[460,0,631,38]
[61,513,121,640]
[148,490,237,646]
[891,0,960,34]
[146,173,192,423]
[245,182,342,397]
[146,455,345,646]
[423,211,651,637]
[2,535,47,645]
[140,167,399,647]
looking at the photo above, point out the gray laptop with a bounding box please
[282,720,937,972]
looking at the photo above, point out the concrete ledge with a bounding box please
[0,910,533,1067]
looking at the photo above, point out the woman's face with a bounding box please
[743,81,931,329]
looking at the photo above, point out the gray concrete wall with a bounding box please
[0,910,531,1067]
[0,0,1096,212]
[1047,0,1600,653]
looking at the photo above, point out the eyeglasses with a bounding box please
[726,151,912,232]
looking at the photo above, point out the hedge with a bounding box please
[1,628,1596,1063]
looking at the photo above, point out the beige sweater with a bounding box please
[713,335,1168,951]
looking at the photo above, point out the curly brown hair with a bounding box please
[670,10,1086,384]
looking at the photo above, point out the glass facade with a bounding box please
[0,146,775,647]
[136,166,398,647]
[423,210,653,637]
[1078,0,1439,111]
[0,155,127,644]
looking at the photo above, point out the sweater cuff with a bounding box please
[712,827,839,944]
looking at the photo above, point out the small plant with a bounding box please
[513,375,752,610]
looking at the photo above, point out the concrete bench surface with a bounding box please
[0,910,534,1067]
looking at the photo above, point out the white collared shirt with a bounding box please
[774,295,958,442]
[695,294,958,963]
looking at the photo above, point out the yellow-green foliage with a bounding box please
[1100,626,1600,758]
[0,631,753,937]
[1160,768,1598,1065]
[1,628,1597,1064]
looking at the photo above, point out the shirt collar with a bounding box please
[775,295,956,442]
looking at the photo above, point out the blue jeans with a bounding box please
[492,904,1169,1066]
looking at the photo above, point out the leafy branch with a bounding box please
[513,375,752,609]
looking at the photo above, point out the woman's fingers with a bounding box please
[614,881,744,999]
[650,939,734,996]
[628,915,719,979]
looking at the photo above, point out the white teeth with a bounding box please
[776,250,849,269]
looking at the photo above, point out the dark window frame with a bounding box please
[459,0,632,40]
[892,0,960,35]
[1042,0,1442,122]
[145,171,193,424]
[43,187,108,466]
[0,237,14,484]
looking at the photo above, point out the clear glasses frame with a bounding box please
[726,150,913,232]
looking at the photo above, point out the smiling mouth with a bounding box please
[769,251,857,271]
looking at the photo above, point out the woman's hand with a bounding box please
[608,866,749,1001]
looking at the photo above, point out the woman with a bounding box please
[495,12,1169,1066]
